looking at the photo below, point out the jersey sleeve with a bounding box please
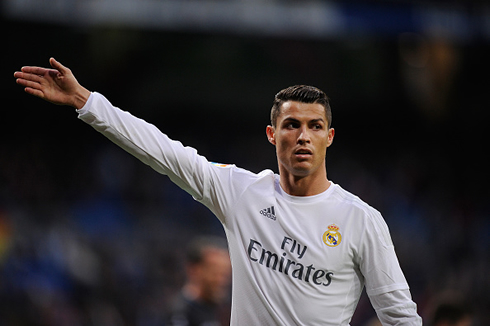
[358,209,408,295]
[369,289,422,325]
[77,92,248,222]
[357,210,422,324]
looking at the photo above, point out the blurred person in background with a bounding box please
[429,300,473,326]
[14,58,422,325]
[363,316,382,326]
[167,236,231,326]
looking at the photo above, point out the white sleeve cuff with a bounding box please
[76,92,95,115]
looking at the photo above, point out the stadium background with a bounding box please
[1,0,489,325]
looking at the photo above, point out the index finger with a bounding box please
[14,71,44,83]
[20,66,53,75]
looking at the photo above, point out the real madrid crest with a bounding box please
[323,224,342,247]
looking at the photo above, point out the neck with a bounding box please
[279,170,331,197]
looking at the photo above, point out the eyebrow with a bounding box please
[282,117,325,124]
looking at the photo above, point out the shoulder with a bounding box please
[329,183,380,216]
[330,184,392,245]
[206,164,277,199]
[210,163,275,183]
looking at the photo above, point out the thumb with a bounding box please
[49,57,68,74]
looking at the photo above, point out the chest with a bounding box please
[229,192,363,273]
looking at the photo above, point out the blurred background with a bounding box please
[2,0,489,325]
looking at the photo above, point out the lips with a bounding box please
[294,148,313,155]
[294,148,313,156]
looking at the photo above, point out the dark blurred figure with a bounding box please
[167,236,231,326]
[430,300,473,326]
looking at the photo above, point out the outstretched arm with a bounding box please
[14,58,91,110]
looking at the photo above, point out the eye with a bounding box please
[285,121,300,129]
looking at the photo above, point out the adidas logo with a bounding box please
[260,206,276,221]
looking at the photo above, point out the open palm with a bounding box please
[14,58,90,109]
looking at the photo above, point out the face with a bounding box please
[198,248,232,304]
[266,101,334,179]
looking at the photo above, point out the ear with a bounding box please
[326,128,335,147]
[266,125,276,145]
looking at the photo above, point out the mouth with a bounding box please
[294,148,313,158]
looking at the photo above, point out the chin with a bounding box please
[279,160,315,177]
[290,167,313,177]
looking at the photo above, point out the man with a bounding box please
[167,236,232,326]
[430,300,473,326]
[14,58,422,325]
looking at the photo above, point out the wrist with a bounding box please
[73,86,91,110]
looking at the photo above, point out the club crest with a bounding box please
[322,224,342,247]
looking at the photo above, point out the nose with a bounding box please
[297,126,311,144]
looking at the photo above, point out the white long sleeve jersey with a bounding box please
[78,93,422,325]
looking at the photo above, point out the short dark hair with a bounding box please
[186,236,228,265]
[431,302,472,325]
[270,85,332,128]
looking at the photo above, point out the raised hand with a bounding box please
[14,58,90,110]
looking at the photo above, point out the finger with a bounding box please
[49,57,68,74]
[16,77,43,90]
[24,87,45,99]
[14,71,44,83]
[21,66,51,75]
